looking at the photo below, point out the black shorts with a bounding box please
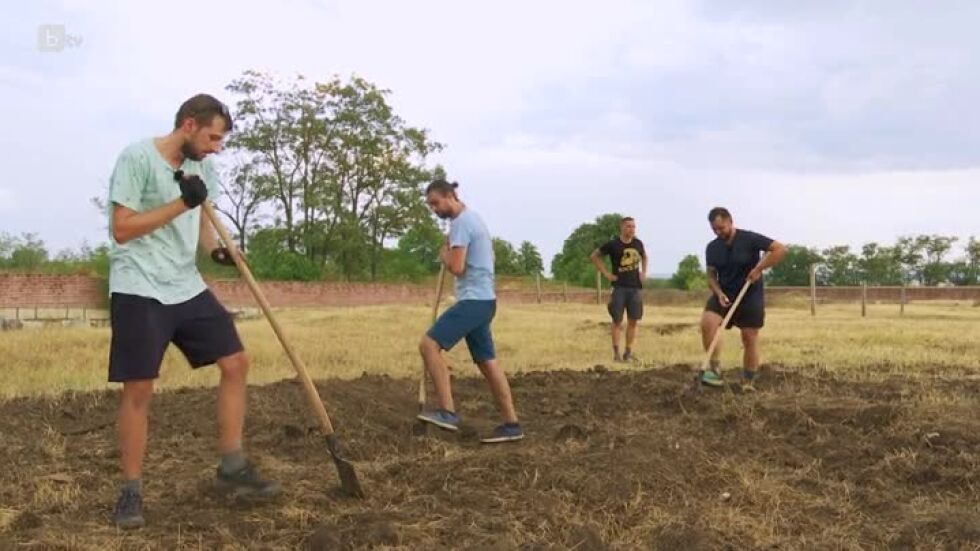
[608,287,643,323]
[705,294,765,329]
[108,290,244,382]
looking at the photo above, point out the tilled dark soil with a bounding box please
[1,365,978,549]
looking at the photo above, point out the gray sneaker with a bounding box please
[113,489,145,529]
[215,461,281,499]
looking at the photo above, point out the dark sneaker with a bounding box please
[623,351,638,363]
[417,409,460,431]
[215,461,281,499]
[614,353,624,363]
[480,423,525,444]
[113,489,145,529]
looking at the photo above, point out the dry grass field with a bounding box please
[1,301,979,549]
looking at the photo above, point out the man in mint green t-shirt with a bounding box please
[107,94,278,529]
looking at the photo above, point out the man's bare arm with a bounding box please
[748,241,788,282]
[590,249,617,281]
[706,266,730,306]
[112,201,189,244]
[442,245,467,277]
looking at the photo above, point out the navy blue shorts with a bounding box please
[426,300,497,363]
[108,290,244,382]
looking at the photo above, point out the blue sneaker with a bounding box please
[113,489,145,529]
[417,409,460,431]
[700,369,724,388]
[480,423,524,443]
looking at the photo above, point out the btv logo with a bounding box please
[37,24,83,52]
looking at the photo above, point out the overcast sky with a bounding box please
[2,0,978,274]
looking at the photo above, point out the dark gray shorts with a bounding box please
[705,294,765,329]
[608,287,643,323]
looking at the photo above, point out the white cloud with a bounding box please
[2,0,979,273]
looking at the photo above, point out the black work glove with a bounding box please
[211,246,238,266]
[174,170,208,208]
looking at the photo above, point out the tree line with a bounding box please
[550,214,980,289]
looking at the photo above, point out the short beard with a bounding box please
[181,140,204,162]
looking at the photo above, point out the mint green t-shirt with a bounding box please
[107,139,220,305]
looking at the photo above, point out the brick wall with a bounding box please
[2,274,979,309]
[0,274,106,307]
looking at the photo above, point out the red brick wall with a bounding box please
[0,274,106,307]
[2,274,979,309]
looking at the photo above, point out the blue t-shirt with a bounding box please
[449,208,495,301]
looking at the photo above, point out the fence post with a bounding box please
[861,282,868,317]
[595,271,601,305]
[563,282,568,303]
[809,264,817,317]
[535,273,542,304]
[900,281,907,315]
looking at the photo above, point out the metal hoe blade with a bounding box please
[326,434,364,498]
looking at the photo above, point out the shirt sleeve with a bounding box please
[637,240,647,258]
[750,231,775,252]
[449,218,471,249]
[598,240,613,256]
[705,244,717,269]
[108,147,146,212]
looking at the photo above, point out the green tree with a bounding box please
[767,245,823,286]
[961,236,980,285]
[517,241,544,275]
[395,216,444,275]
[920,235,958,285]
[492,238,522,275]
[858,243,903,285]
[0,233,48,270]
[894,236,927,284]
[670,254,707,290]
[819,245,860,286]
[551,213,624,287]
[214,158,268,251]
[225,71,442,280]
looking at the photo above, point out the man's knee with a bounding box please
[627,319,639,329]
[218,351,250,379]
[475,359,492,374]
[419,335,440,355]
[741,330,759,346]
[121,380,154,410]
[700,313,719,333]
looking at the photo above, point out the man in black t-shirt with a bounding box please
[590,217,648,362]
[700,207,786,390]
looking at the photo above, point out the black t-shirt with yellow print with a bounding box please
[599,238,646,288]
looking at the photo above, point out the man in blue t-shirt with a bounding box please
[700,207,786,390]
[416,180,523,443]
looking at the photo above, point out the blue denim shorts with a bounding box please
[427,300,497,363]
